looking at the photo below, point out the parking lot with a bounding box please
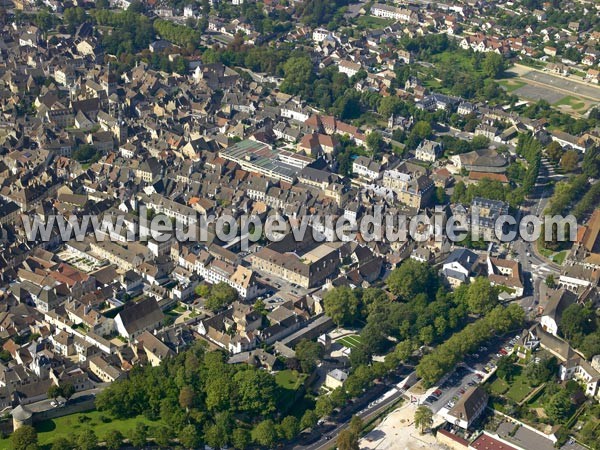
[521,70,600,101]
[420,332,522,414]
[513,84,565,104]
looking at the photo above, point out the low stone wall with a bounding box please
[31,398,96,423]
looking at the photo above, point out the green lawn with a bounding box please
[275,370,307,391]
[275,370,309,417]
[554,95,586,110]
[505,375,533,403]
[527,385,548,408]
[553,251,567,265]
[0,410,162,449]
[338,335,362,349]
[490,377,510,396]
[536,244,567,265]
[488,368,535,404]
[498,79,527,92]
[423,77,442,90]
[354,15,394,29]
[432,50,481,72]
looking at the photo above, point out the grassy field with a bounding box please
[537,245,567,265]
[275,370,310,417]
[498,78,527,92]
[489,368,534,404]
[554,95,586,111]
[0,410,162,449]
[338,335,362,349]
[275,369,308,391]
[354,15,394,29]
[553,251,567,265]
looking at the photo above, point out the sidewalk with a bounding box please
[360,402,445,450]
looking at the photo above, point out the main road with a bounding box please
[292,369,414,450]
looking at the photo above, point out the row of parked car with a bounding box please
[443,373,484,409]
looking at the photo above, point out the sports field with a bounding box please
[337,335,362,349]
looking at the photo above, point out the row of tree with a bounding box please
[417,303,525,386]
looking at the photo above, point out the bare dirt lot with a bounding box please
[360,402,445,450]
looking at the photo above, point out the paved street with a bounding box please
[25,385,108,414]
[294,369,414,450]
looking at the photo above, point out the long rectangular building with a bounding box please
[219,139,312,183]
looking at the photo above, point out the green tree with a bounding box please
[11,425,38,450]
[419,325,435,345]
[560,150,579,172]
[582,145,600,178]
[482,52,506,78]
[206,282,237,311]
[406,120,432,149]
[179,424,202,449]
[315,394,334,417]
[417,304,525,386]
[452,180,467,203]
[129,423,148,447]
[414,406,433,434]
[387,259,439,300]
[546,390,572,422]
[580,332,600,360]
[545,141,563,164]
[281,56,314,96]
[545,274,556,288]
[560,303,595,342]
[466,277,498,315]
[300,409,319,429]
[195,283,210,297]
[366,131,385,154]
[496,356,517,381]
[232,428,251,450]
[104,430,123,450]
[51,437,73,450]
[434,186,447,205]
[128,0,145,12]
[323,286,361,326]
[333,91,362,120]
[61,383,75,401]
[204,418,230,449]
[523,357,556,386]
[279,416,300,441]
[471,135,490,149]
[205,376,232,411]
[349,415,363,436]
[295,339,325,373]
[394,339,413,361]
[233,369,277,415]
[336,429,359,450]
[72,144,100,163]
[48,384,62,401]
[178,385,196,411]
[378,96,404,118]
[153,426,172,448]
[252,420,277,447]
[76,429,98,450]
